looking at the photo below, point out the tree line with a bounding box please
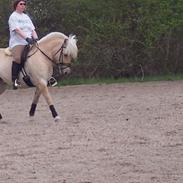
[1,0,183,79]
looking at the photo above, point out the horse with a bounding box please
[0,32,78,121]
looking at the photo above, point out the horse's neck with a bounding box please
[39,38,61,58]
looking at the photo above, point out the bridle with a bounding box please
[53,38,68,64]
[31,38,70,75]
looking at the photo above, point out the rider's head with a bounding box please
[13,0,26,10]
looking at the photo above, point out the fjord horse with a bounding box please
[0,32,78,121]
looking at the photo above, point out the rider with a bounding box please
[8,0,38,89]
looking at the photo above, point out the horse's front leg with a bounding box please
[29,87,41,116]
[40,84,60,122]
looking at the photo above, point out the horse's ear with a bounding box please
[64,38,68,45]
[69,34,77,42]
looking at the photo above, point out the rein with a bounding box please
[35,44,56,65]
[23,38,70,79]
[33,38,68,66]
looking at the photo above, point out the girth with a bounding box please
[20,45,35,87]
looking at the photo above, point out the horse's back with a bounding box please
[0,48,12,83]
[0,48,12,62]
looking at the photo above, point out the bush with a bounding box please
[1,0,183,78]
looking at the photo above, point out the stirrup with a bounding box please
[13,79,21,89]
[15,79,21,87]
[48,77,58,87]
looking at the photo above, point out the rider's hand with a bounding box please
[25,37,35,45]
[33,38,39,42]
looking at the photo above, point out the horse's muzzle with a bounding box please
[62,67,71,75]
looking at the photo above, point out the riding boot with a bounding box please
[12,61,21,90]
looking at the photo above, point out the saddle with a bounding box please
[20,45,35,87]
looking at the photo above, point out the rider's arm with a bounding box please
[31,30,38,40]
[14,27,27,40]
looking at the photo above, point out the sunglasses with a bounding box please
[19,3,26,6]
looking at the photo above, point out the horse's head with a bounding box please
[38,32,78,67]
[38,32,78,76]
[53,34,78,66]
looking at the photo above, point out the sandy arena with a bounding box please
[0,81,183,183]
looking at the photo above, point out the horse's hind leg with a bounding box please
[29,88,41,116]
[0,78,7,120]
[0,78,6,94]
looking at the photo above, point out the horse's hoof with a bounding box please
[29,113,34,117]
[54,116,60,122]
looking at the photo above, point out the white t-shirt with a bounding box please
[8,11,35,48]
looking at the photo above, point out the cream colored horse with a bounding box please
[0,32,78,121]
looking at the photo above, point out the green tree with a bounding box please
[1,0,183,78]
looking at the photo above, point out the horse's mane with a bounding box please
[39,32,78,59]
[65,35,78,59]
[39,32,68,43]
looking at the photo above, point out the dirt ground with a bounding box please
[0,81,183,183]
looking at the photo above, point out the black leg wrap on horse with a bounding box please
[29,103,37,116]
[49,105,58,118]
[0,113,2,120]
